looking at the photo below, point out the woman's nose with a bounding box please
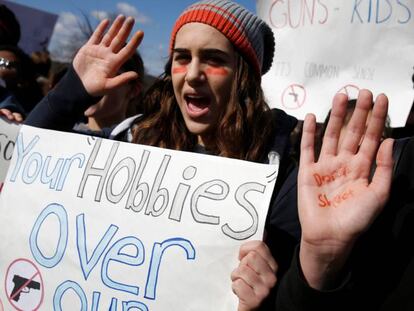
[185,59,206,84]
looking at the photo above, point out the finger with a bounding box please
[240,252,277,288]
[232,279,256,306]
[105,72,138,90]
[319,93,348,157]
[300,113,316,165]
[239,241,277,272]
[369,138,393,205]
[232,270,272,308]
[357,93,388,161]
[231,264,262,289]
[110,16,135,53]
[117,30,144,61]
[101,15,126,47]
[339,90,373,154]
[88,19,110,45]
[232,277,253,295]
[12,112,23,122]
[0,108,13,120]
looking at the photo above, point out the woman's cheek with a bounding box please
[172,65,187,74]
[205,67,229,76]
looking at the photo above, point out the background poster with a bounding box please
[0,125,278,311]
[0,118,20,190]
[0,0,58,54]
[257,0,414,126]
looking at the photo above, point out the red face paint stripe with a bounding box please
[172,66,187,74]
[205,67,228,76]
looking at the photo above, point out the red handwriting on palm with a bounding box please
[298,90,394,251]
[73,15,144,97]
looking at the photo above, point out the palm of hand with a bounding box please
[73,45,117,96]
[298,91,393,250]
[72,16,143,97]
[299,154,383,248]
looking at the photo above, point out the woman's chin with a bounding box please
[185,120,213,137]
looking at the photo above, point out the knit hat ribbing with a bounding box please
[169,0,275,76]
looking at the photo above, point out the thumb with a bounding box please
[105,71,138,91]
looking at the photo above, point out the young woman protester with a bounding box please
[25,1,393,310]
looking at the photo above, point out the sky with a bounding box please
[6,0,256,76]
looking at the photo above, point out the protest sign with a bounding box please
[0,125,278,310]
[0,118,20,190]
[257,0,414,127]
[0,0,58,54]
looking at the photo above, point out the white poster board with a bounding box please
[0,125,278,311]
[257,0,414,127]
[0,118,20,190]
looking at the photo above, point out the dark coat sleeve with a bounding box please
[24,65,100,131]
[275,247,353,311]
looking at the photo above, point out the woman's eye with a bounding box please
[206,57,226,67]
[174,54,190,64]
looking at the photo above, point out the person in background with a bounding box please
[0,4,22,122]
[278,112,414,311]
[275,92,394,310]
[31,50,52,96]
[0,45,43,122]
[391,69,414,139]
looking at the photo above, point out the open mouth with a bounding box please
[184,94,210,118]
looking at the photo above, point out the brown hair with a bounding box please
[131,54,275,162]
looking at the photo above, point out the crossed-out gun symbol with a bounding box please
[10,274,40,302]
[289,90,299,103]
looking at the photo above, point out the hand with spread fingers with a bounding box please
[298,90,394,289]
[73,15,144,97]
[231,240,278,311]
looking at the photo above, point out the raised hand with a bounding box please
[73,15,144,96]
[231,241,278,311]
[298,90,394,289]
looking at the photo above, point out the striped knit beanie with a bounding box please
[169,0,275,77]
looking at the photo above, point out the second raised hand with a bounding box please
[73,15,144,97]
[297,90,394,289]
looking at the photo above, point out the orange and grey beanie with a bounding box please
[169,0,275,76]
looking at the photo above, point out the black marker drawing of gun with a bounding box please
[11,275,40,302]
